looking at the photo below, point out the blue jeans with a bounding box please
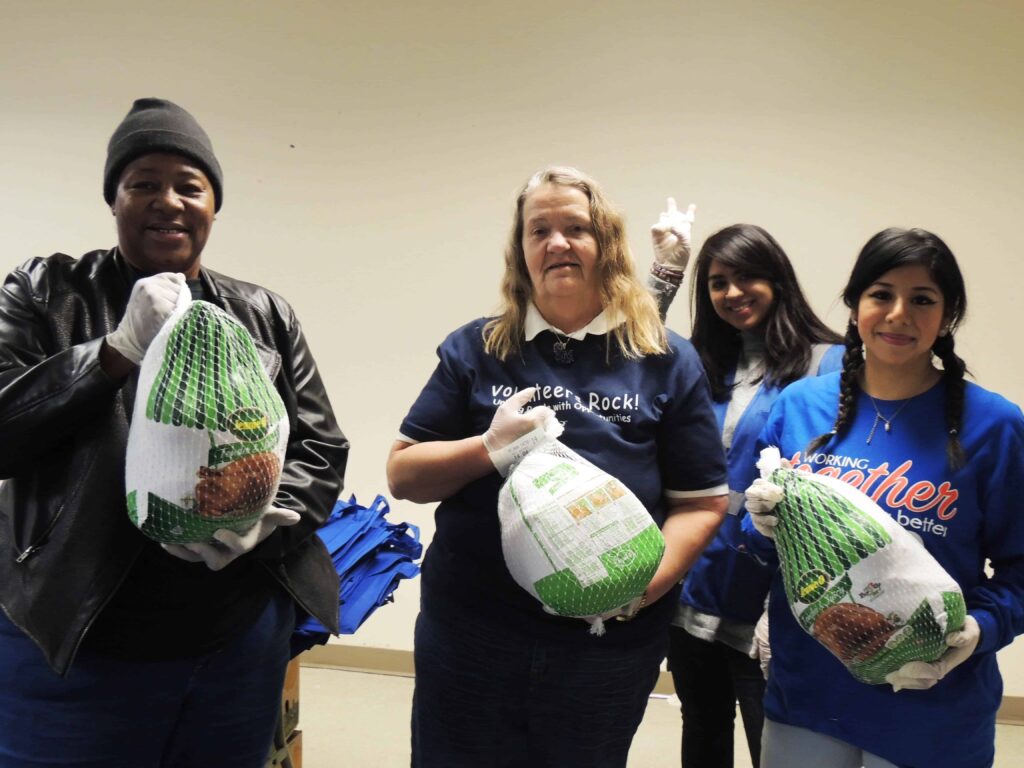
[412,609,667,768]
[761,720,900,768]
[0,590,294,768]
[667,625,766,768]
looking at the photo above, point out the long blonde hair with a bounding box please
[483,166,667,361]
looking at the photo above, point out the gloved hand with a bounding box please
[749,610,771,679]
[650,197,697,272]
[885,615,981,692]
[161,506,301,571]
[106,272,186,364]
[482,387,557,476]
[745,478,785,538]
[613,591,649,622]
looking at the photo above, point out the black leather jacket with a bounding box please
[0,248,348,675]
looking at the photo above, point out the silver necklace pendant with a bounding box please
[866,394,909,445]
[866,414,888,445]
[553,339,574,364]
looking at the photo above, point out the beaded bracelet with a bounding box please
[651,263,684,285]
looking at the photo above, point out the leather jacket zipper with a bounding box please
[14,504,67,564]
[15,544,42,563]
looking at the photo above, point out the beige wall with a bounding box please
[3,1,1022,693]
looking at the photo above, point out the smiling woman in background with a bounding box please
[648,207,842,768]
[387,166,729,768]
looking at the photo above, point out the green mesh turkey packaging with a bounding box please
[498,435,664,635]
[125,295,289,544]
[757,447,966,685]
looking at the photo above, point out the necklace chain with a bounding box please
[865,394,911,444]
[551,330,574,364]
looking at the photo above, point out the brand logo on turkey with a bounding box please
[797,569,829,602]
[227,407,269,441]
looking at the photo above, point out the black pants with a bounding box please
[412,609,667,768]
[667,625,766,768]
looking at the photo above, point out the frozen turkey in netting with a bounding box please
[125,292,289,544]
[498,423,664,635]
[756,446,965,685]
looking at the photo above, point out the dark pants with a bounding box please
[412,609,667,768]
[0,591,294,768]
[667,625,766,768]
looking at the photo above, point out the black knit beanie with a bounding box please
[103,97,224,211]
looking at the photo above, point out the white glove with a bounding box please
[885,615,981,692]
[749,610,771,679]
[482,387,557,476]
[106,272,186,364]
[613,592,649,622]
[161,506,301,571]
[650,197,697,272]
[745,478,785,538]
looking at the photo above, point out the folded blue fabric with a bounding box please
[339,559,421,634]
[291,495,421,657]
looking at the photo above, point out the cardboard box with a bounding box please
[282,659,300,736]
[266,659,302,767]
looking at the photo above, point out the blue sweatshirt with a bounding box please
[399,316,728,647]
[678,343,843,643]
[744,373,1024,768]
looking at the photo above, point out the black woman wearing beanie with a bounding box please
[0,98,349,767]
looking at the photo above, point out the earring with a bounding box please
[850,319,857,327]
[938,327,949,337]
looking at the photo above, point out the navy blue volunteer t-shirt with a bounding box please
[398,310,728,645]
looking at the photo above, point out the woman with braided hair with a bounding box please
[741,228,1024,768]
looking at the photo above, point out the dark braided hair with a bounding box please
[931,332,968,469]
[690,224,842,402]
[806,228,968,469]
[806,321,863,455]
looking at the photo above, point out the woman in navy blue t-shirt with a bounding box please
[387,167,729,768]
